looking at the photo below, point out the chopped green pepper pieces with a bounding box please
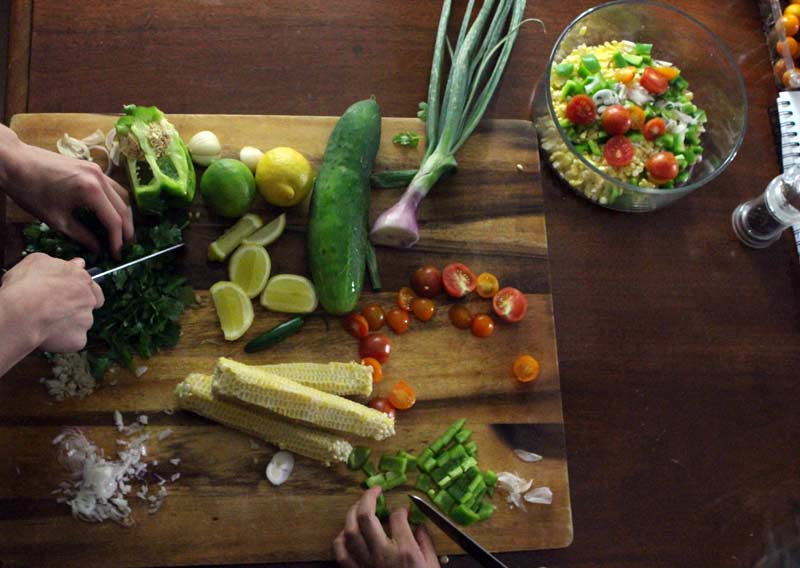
[365,473,386,489]
[434,489,456,513]
[408,501,426,525]
[347,446,372,471]
[634,42,653,55]
[612,52,628,68]
[555,62,574,77]
[671,75,689,90]
[454,429,472,444]
[379,455,408,474]
[561,79,584,99]
[622,53,643,67]
[416,474,436,494]
[464,440,478,457]
[581,54,601,73]
[655,134,674,150]
[476,501,496,521]
[483,470,498,487]
[451,504,481,526]
[587,139,602,157]
[383,471,408,491]
[362,462,378,478]
[376,493,389,520]
[627,132,645,144]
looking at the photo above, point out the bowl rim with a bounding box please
[544,0,749,196]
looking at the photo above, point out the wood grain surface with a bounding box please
[0,113,567,567]
[3,1,800,567]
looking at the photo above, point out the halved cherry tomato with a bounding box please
[442,263,477,298]
[342,313,369,339]
[654,66,680,81]
[780,14,800,36]
[787,4,800,19]
[449,304,473,329]
[361,357,383,383]
[643,117,666,141]
[386,308,411,334]
[645,151,679,182]
[628,105,646,131]
[411,298,435,322]
[512,355,540,383]
[470,314,495,337]
[614,66,636,84]
[493,287,528,323]
[361,303,385,331]
[778,37,800,58]
[397,287,416,311]
[388,380,417,410]
[565,94,597,125]
[411,265,442,298]
[368,397,396,419]
[601,105,631,136]
[359,334,391,363]
[640,67,669,95]
[476,272,500,298]
[603,135,635,168]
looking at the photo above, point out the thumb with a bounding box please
[414,524,440,567]
[69,257,86,268]
[62,217,100,254]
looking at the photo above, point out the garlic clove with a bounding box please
[239,146,264,173]
[266,451,295,486]
[187,130,222,166]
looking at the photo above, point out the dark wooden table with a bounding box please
[3,1,798,567]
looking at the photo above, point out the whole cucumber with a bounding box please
[308,98,381,314]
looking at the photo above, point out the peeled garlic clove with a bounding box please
[266,451,294,486]
[513,449,542,463]
[187,130,222,166]
[239,146,264,173]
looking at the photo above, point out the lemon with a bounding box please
[260,274,318,313]
[208,213,263,262]
[201,159,256,218]
[255,147,315,207]
[229,245,271,298]
[210,281,254,341]
[242,213,286,247]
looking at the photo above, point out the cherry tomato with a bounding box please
[397,286,416,311]
[614,66,636,84]
[781,14,800,36]
[470,314,495,337]
[640,67,669,95]
[449,304,473,329]
[784,68,800,89]
[653,66,680,81]
[777,37,800,58]
[512,355,540,383]
[565,94,597,125]
[628,105,646,131]
[342,313,369,339]
[492,287,528,323]
[368,397,396,419]
[361,303,385,331]
[442,263,477,298]
[476,272,500,298]
[775,58,787,80]
[643,117,666,141]
[603,135,635,168]
[788,4,800,19]
[411,265,442,298]
[600,105,631,136]
[359,334,391,363]
[388,380,417,410]
[410,297,435,322]
[361,357,383,383]
[645,151,679,182]
[386,308,411,334]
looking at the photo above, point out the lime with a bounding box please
[210,281,254,341]
[201,158,256,218]
[229,245,271,298]
[255,147,315,207]
[208,213,263,262]
[242,213,287,247]
[260,274,318,313]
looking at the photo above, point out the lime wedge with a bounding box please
[242,213,287,247]
[210,281,254,340]
[260,274,318,313]
[208,213,263,262]
[229,245,271,298]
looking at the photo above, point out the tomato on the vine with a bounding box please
[386,308,411,334]
[411,265,442,298]
[442,263,477,298]
[368,397,396,418]
[493,287,528,323]
[388,380,417,410]
[603,135,635,168]
[342,313,369,339]
[471,314,495,338]
[361,304,385,331]
[359,334,391,363]
[449,304,473,329]
[565,94,597,125]
[397,287,416,311]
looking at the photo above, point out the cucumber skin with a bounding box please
[308,98,381,315]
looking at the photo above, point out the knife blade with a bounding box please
[87,243,185,283]
[409,495,510,568]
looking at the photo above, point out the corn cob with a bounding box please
[213,358,395,441]
[257,361,372,397]
[175,373,353,466]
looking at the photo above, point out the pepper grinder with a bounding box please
[732,167,800,249]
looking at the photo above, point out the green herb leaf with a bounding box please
[392,131,421,148]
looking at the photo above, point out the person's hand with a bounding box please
[4,141,134,259]
[0,253,103,352]
[333,487,440,568]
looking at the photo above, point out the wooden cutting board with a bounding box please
[0,113,571,567]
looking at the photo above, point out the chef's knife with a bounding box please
[409,495,510,568]
[87,242,185,283]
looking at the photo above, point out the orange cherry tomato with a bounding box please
[386,308,411,333]
[368,397,396,418]
[397,286,416,311]
[411,265,442,298]
[361,357,383,383]
[777,37,799,58]
[628,105,646,131]
[786,4,800,19]
[449,304,473,329]
[442,263,477,298]
[784,68,800,88]
[492,287,528,323]
[388,380,417,410]
[775,58,787,79]
[359,334,391,363]
[640,67,669,95]
[512,355,541,383]
[654,66,680,81]
[361,303,385,331]
[470,314,495,337]
[343,313,369,339]
[779,14,800,37]
[411,297,435,322]
[614,66,637,84]
[475,272,500,298]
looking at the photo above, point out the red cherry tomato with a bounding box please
[645,151,679,182]
[449,304,473,329]
[342,313,369,339]
[643,118,666,141]
[600,105,631,136]
[388,380,417,410]
[565,94,597,125]
[442,263,477,298]
[361,357,383,383]
[368,397,396,419]
[411,265,442,298]
[628,105,646,131]
[602,135,635,168]
[640,67,669,95]
[359,334,391,363]
[411,297,435,322]
[397,287,416,311]
[471,314,495,338]
[386,308,411,334]
[492,287,528,323]
[361,304,385,331]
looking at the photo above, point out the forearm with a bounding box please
[0,124,26,194]
[0,288,41,377]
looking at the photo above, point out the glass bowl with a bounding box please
[532,0,748,212]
